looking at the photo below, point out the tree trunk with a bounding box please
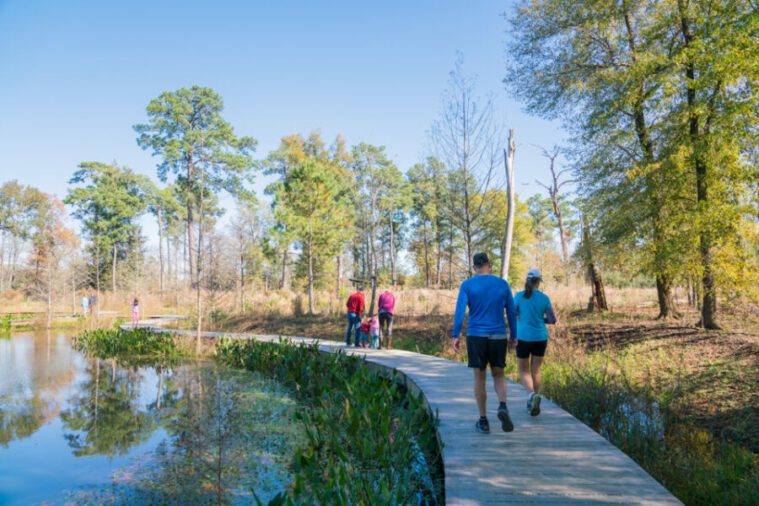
[582,215,608,311]
[447,227,454,289]
[195,171,204,354]
[307,237,315,315]
[677,3,718,329]
[174,236,180,307]
[369,192,378,289]
[501,129,516,279]
[335,255,342,313]
[95,240,100,317]
[368,274,377,316]
[656,276,678,319]
[157,207,164,293]
[389,211,396,286]
[0,232,5,292]
[463,198,473,276]
[46,252,53,329]
[422,221,431,288]
[279,249,288,289]
[111,243,117,292]
[238,237,244,313]
[435,232,442,287]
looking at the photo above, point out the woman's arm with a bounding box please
[545,306,557,325]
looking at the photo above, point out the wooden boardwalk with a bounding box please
[136,317,681,505]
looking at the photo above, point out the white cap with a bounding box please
[526,269,542,280]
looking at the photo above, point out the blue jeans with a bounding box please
[345,312,361,345]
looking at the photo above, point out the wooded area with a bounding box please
[0,0,756,335]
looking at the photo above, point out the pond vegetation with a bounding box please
[217,337,444,505]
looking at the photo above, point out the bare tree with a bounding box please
[535,146,573,266]
[432,57,499,275]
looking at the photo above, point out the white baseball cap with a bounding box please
[526,269,542,280]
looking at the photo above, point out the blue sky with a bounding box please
[0,0,566,222]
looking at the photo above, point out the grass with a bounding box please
[216,338,443,505]
[539,336,759,505]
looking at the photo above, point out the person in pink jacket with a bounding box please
[369,315,380,348]
[377,290,396,349]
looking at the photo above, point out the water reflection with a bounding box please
[0,332,301,505]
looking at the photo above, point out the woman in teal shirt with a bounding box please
[514,269,557,416]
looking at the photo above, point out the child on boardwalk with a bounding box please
[131,298,139,327]
[369,315,380,349]
[357,319,371,348]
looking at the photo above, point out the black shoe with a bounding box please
[530,394,541,417]
[475,417,490,434]
[497,405,514,432]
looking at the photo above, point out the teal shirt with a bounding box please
[514,290,552,342]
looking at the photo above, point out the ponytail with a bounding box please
[524,278,539,299]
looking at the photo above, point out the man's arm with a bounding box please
[451,287,467,352]
[452,287,468,338]
[505,288,517,341]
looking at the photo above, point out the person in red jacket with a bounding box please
[345,288,365,346]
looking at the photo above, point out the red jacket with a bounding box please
[346,291,365,314]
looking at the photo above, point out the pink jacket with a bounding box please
[378,291,396,315]
[369,316,380,331]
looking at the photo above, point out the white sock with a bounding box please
[529,392,535,399]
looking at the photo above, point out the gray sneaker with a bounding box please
[497,405,514,432]
[530,394,542,416]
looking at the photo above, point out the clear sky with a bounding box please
[0,0,567,224]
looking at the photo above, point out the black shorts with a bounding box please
[379,312,393,327]
[516,340,547,359]
[466,336,507,370]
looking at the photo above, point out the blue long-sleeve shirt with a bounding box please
[452,274,517,340]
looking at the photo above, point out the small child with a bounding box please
[369,315,380,349]
[357,319,371,348]
[131,298,139,327]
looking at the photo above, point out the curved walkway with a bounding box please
[134,316,681,505]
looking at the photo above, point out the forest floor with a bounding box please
[216,306,759,454]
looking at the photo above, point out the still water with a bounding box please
[0,331,301,505]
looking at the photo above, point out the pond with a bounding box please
[0,331,302,505]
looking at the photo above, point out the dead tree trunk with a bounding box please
[500,129,516,279]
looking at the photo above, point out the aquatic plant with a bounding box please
[73,328,189,364]
[216,338,443,505]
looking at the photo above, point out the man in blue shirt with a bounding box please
[452,253,517,433]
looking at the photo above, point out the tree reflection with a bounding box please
[0,395,46,446]
[70,364,301,505]
[60,359,177,457]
